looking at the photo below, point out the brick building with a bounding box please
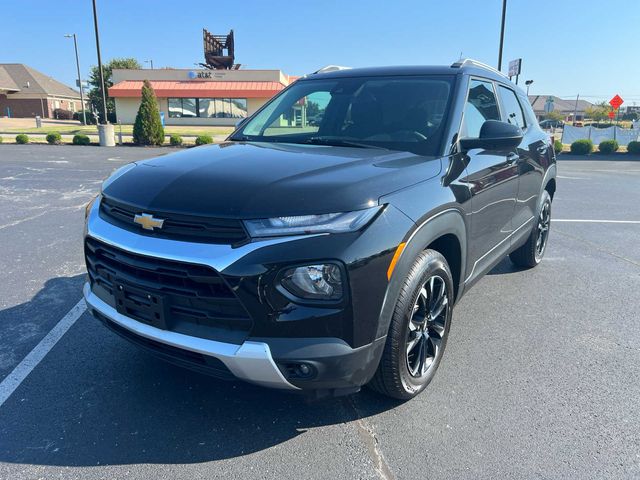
[0,64,83,118]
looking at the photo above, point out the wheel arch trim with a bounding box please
[541,163,557,199]
[375,208,466,340]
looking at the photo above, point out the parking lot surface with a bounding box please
[0,145,639,479]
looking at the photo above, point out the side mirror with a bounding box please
[459,120,523,152]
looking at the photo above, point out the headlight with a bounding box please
[243,205,382,237]
[101,162,137,192]
[280,264,343,300]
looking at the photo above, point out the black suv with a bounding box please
[84,59,556,400]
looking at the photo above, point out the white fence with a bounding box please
[562,125,640,146]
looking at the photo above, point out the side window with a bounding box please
[498,86,526,129]
[518,93,539,128]
[461,79,500,138]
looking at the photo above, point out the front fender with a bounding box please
[374,208,467,340]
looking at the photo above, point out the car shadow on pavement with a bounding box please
[0,274,87,380]
[0,276,401,467]
[485,256,522,276]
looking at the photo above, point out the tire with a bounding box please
[369,250,453,400]
[509,190,552,268]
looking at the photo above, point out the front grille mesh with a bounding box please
[85,237,252,344]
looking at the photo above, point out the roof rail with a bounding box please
[451,58,508,78]
[312,65,352,74]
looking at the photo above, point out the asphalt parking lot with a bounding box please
[0,145,639,480]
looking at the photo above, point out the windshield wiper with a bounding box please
[304,137,389,150]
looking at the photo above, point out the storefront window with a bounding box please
[168,98,248,118]
[168,98,185,118]
[198,99,215,118]
[230,99,248,118]
[182,98,197,118]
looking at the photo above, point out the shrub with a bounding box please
[46,132,62,145]
[133,80,164,145]
[169,134,183,146]
[570,139,593,155]
[72,134,91,146]
[627,141,640,155]
[554,139,563,155]
[0,136,3,144]
[15,134,29,144]
[53,108,74,120]
[195,135,214,146]
[73,110,97,125]
[598,139,618,154]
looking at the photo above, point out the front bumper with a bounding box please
[84,282,299,390]
[85,282,385,391]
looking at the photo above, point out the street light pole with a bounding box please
[64,34,86,125]
[92,0,108,124]
[497,0,507,71]
[525,79,534,96]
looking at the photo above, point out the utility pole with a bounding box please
[92,0,108,124]
[145,59,154,69]
[64,34,86,125]
[497,0,507,71]
[573,94,580,126]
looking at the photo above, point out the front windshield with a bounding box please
[231,74,455,156]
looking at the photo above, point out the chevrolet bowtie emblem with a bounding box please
[133,213,165,231]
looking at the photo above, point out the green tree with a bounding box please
[585,101,611,122]
[88,58,141,123]
[544,110,565,122]
[133,80,164,145]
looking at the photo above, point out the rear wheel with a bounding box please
[510,190,552,268]
[369,250,453,400]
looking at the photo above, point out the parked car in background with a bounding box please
[539,119,564,129]
[83,59,556,400]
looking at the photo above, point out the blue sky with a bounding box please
[2,0,639,104]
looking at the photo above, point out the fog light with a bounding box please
[280,264,343,300]
[283,362,317,379]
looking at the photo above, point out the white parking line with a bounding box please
[554,219,640,224]
[0,299,86,408]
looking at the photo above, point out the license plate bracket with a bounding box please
[113,280,169,329]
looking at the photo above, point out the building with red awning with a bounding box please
[109,68,297,126]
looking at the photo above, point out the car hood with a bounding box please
[102,141,442,218]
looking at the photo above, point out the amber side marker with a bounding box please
[387,242,406,281]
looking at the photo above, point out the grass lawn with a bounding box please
[1,124,235,137]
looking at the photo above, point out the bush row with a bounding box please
[566,139,640,155]
[5,133,214,147]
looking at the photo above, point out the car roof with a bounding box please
[302,61,523,94]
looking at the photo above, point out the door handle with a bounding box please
[506,153,520,165]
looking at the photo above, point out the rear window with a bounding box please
[498,85,526,130]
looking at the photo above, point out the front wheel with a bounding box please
[510,190,552,268]
[368,250,453,400]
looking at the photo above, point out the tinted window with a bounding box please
[499,86,526,129]
[461,79,500,138]
[517,93,538,127]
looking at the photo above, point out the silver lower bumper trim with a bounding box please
[83,283,299,390]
